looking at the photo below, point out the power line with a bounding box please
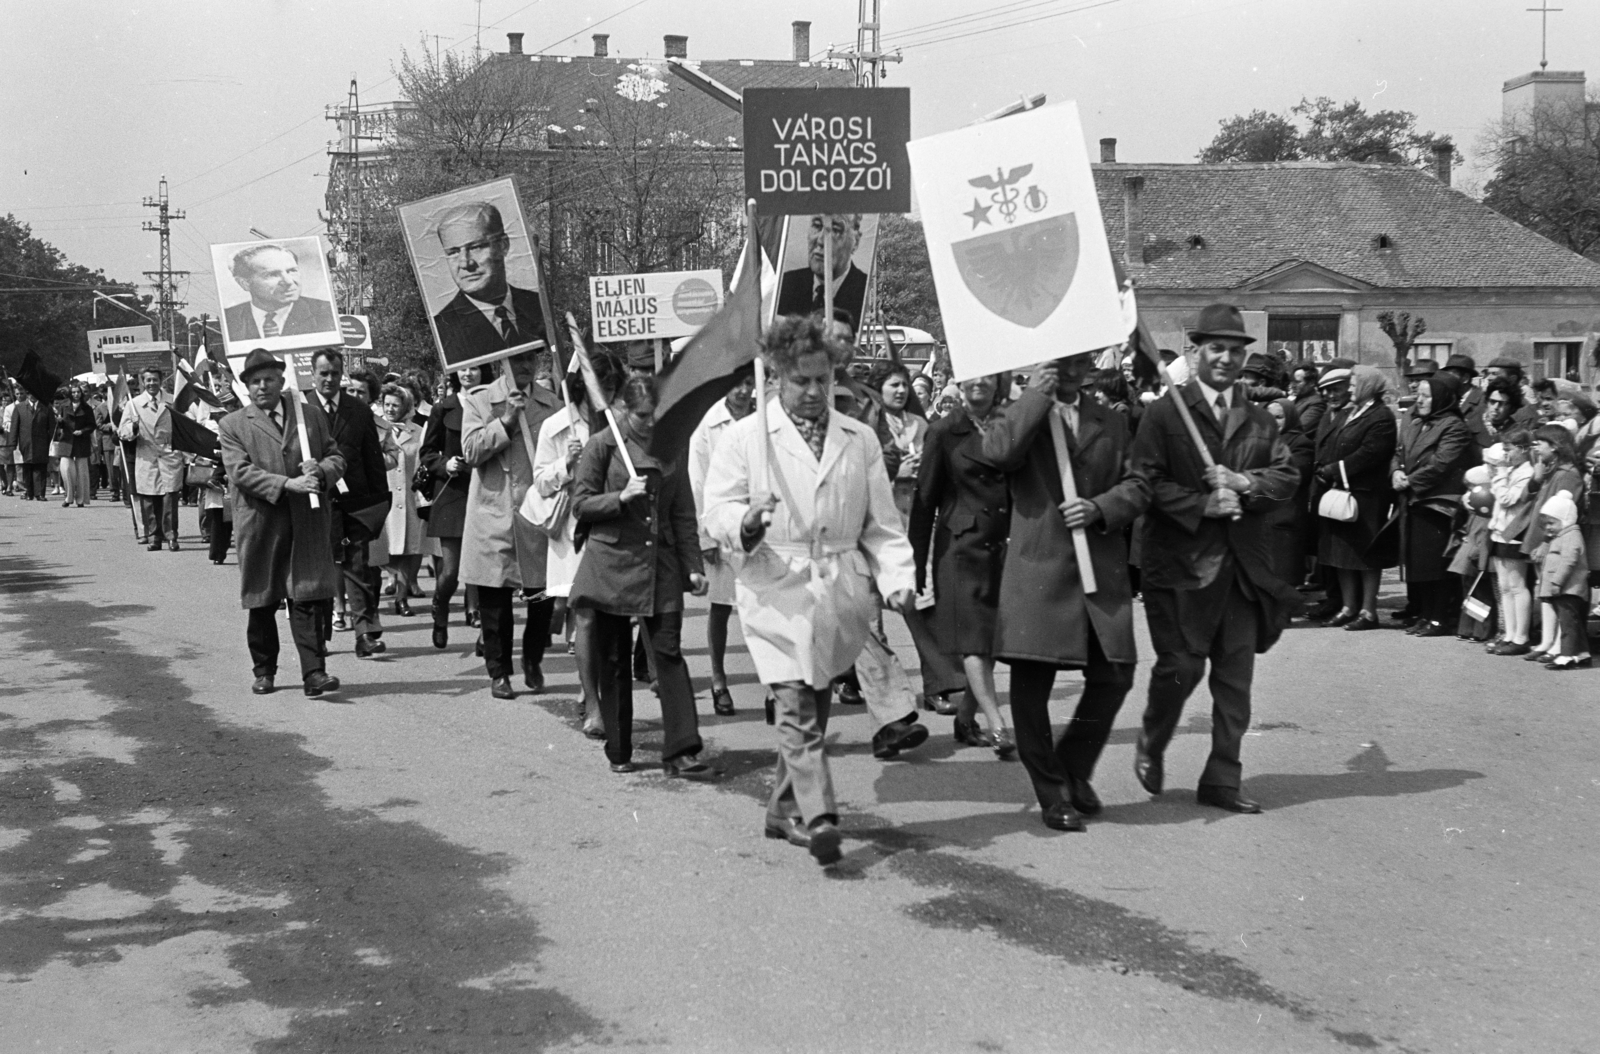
[878,0,1094,45]
[170,113,325,190]
[895,0,1126,51]
[186,146,326,209]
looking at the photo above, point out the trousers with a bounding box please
[247,602,324,681]
[20,463,47,499]
[337,536,381,637]
[203,509,233,562]
[476,588,554,681]
[582,609,701,766]
[1007,624,1136,809]
[1550,594,1588,658]
[767,681,837,827]
[140,491,179,543]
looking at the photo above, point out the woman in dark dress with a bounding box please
[1314,365,1398,631]
[1391,373,1479,636]
[419,363,490,648]
[909,372,1015,759]
[1265,397,1315,588]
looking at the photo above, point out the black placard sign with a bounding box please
[743,87,911,215]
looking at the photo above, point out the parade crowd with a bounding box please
[7,298,1596,868]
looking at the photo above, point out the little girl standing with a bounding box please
[1486,432,1537,655]
[1534,492,1591,670]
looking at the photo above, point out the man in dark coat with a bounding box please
[1289,362,1326,440]
[9,392,56,500]
[1130,303,1302,814]
[306,348,391,657]
[429,202,548,365]
[218,349,345,697]
[982,351,1151,831]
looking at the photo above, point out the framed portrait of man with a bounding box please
[769,213,880,339]
[396,177,552,373]
[209,236,342,356]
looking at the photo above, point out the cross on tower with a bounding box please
[1527,0,1563,70]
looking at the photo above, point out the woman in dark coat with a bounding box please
[569,373,711,779]
[419,364,489,647]
[1265,397,1315,588]
[1314,365,1398,630]
[59,383,97,507]
[909,372,1015,758]
[1391,373,1479,635]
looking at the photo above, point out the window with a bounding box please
[1268,315,1340,363]
[1534,341,1582,382]
[1409,341,1453,366]
[1372,234,1394,250]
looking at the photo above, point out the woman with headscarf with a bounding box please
[1265,397,1315,587]
[1390,373,1479,635]
[1313,364,1398,631]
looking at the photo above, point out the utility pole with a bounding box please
[830,0,902,87]
[141,176,189,347]
[325,78,374,315]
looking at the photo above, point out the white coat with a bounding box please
[531,403,591,598]
[688,398,742,605]
[460,374,560,590]
[704,406,915,688]
[115,391,184,494]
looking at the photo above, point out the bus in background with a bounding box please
[859,324,943,376]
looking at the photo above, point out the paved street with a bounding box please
[1,499,1595,1053]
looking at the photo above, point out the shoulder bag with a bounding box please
[1317,461,1358,522]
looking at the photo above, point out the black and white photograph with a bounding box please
[770,211,880,336]
[209,236,342,355]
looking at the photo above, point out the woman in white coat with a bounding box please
[380,383,426,616]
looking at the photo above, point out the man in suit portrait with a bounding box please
[430,202,548,364]
[223,244,337,342]
[775,213,869,331]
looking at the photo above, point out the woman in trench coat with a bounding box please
[1314,365,1398,631]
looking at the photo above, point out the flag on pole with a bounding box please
[14,352,63,403]
[173,359,224,417]
[647,208,763,462]
[564,314,614,415]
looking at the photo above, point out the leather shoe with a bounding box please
[663,754,716,781]
[928,693,960,716]
[251,675,275,695]
[872,717,929,759]
[523,664,544,693]
[1322,609,1357,627]
[711,688,735,715]
[355,633,386,658]
[764,816,812,848]
[1196,785,1262,813]
[835,682,865,706]
[490,677,515,700]
[1415,621,1453,637]
[1042,802,1086,832]
[1304,600,1340,621]
[1134,734,1164,796]
[764,694,776,725]
[808,821,843,865]
[952,717,987,748]
[431,624,448,650]
[302,671,340,697]
[1343,613,1380,632]
[609,761,636,774]
[1066,775,1102,816]
[168,540,180,552]
[147,542,161,552]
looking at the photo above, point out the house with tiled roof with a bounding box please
[1092,143,1600,380]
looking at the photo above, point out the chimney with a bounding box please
[792,21,811,61]
[663,34,687,59]
[593,33,609,57]
[507,32,523,55]
[1099,138,1117,163]
[1431,139,1454,185]
[1123,175,1145,271]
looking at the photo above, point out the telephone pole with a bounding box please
[326,77,384,315]
[141,176,188,346]
[830,0,902,87]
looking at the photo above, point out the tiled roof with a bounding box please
[1093,161,1600,289]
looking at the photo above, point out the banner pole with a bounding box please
[564,312,638,479]
[823,223,835,329]
[287,387,321,510]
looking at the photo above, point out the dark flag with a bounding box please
[169,410,220,460]
[173,373,223,416]
[646,224,763,462]
[15,352,63,403]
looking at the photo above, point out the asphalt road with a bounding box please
[1,498,1595,1053]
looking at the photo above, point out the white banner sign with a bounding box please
[588,269,723,344]
[908,101,1125,382]
[86,325,154,371]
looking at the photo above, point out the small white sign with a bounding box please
[588,269,723,344]
[86,325,154,371]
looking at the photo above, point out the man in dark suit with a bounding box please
[430,202,548,365]
[223,244,337,342]
[775,213,868,331]
[1130,303,1303,814]
[306,348,391,658]
[982,351,1150,831]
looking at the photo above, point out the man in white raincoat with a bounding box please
[117,366,186,550]
[704,316,915,866]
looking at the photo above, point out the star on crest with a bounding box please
[964,198,993,229]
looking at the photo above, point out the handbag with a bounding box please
[410,462,436,500]
[1461,571,1492,624]
[186,457,218,489]
[1317,461,1358,522]
[49,440,72,458]
[519,482,571,536]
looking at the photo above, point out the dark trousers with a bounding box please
[767,681,836,826]
[140,491,179,543]
[1142,581,1259,790]
[1007,625,1136,809]
[0,462,13,492]
[1551,594,1588,657]
[1413,577,1460,626]
[204,509,232,562]
[903,606,967,698]
[247,602,325,681]
[585,609,701,766]
[337,537,381,637]
[112,466,126,502]
[476,588,555,680]
[21,463,47,499]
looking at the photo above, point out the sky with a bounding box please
[2,0,1591,322]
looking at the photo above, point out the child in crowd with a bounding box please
[1486,433,1536,655]
[1533,492,1591,670]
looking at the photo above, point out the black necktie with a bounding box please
[1214,394,1228,424]
[811,280,825,314]
[494,305,519,344]
[269,407,283,434]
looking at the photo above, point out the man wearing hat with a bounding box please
[1403,358,1438,393]
[218,349,346,697]
[1129,304,1302,814]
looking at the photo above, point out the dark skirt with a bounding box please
[930,542,1004,657]
[1403,506,1457,583]
[425,477,468,539]
[1319,490,1396,571]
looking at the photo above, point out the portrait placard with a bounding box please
[209,236,342,357]
[396,176,550,373]
[768,213,880,335]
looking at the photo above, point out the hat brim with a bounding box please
[1186,329,1256,346]
[239,362,286,382]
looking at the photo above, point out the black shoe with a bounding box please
[926,693,959,715]
[582,717,607,740]
[465,610,481,628]
[1067,775,1102,816]
[432,623,448,650]
[303,671,340,697]
[764,695,776,725]
[523,665,544,693]
[663,754,716,781]
[1042,802,1086,832]
[490,676,515,699]
[1546,656,1593,670]
[952,716,987,747]
[169,540,180,552]
[147,542,161,552]
[711,688,735,716]
[1322,609,1357,627]
[807,821,843,865]
[1343,613,1380,632]
[1305,600,1340,621]
[1196,785,1262,813]
[355,633,386,658]
[992,727,1017,761]
[1388,607,1418,622]
[609,761,636,774]
[872,716,929,759]
[835,683,865,706]
[1134,733,1164,796]
[394,598,413,617]
[473,634,484,658]
[764,816,812,848]
[252,675,275,695]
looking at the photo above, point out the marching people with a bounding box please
[569,373,714,779]
[1390,373,1479,636]
[460,347,562,698]
[982,353,1151,829]
[419,365,489,649]
[687,362,756,717]
[116,367,184,549]
[1312,364,1398,631]
[704,316,918,866]
[379,383,427,616]
[1129,304,1302,814]
[909,371,1018,758]
[59,383,96,507]
[11,388,55,502]
[217,349,344,698]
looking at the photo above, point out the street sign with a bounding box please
[339,313,373,350]
[743,87,911,215]
[101,341,173,379]
[587,270,724,343]
[86,326,153,371]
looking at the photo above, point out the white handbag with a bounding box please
[1317,461,1358,522]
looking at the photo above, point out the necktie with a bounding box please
[269,407,283,434]
[494,305,518,344]
[262,310,280,338]
[811,280,825,314]
[1214,394,1228,424]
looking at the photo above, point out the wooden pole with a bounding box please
[752,355,770,498]
[564,313,637,479]
[287,386,321,510]
[823,223,835,328]
[1047,411,1097,595]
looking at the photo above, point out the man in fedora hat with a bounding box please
[218,348,346,697]
[1129,303,1302,813]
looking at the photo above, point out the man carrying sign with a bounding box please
[982,350,1149,832]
